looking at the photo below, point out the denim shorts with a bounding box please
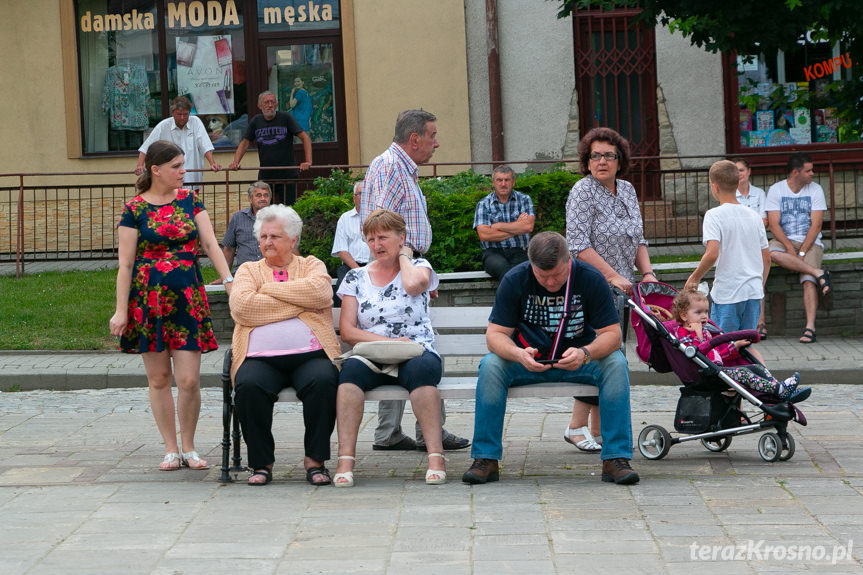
[711,298,761,332]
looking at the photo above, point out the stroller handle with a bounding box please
[701,329,761,350]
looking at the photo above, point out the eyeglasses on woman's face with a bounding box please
[589,152,619,162]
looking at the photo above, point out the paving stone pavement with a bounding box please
[1,385,862,574]
[2,332,861,392]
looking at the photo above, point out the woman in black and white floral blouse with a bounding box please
[563,127,657,453]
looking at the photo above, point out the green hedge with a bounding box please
[294,168,582,274]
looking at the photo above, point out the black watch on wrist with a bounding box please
[580,347,592,365]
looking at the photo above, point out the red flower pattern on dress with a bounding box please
[155,260,180,273]
[143,245,170,259]
[156,223,183,238]
[135,264,151,286]
[152,205,176,222]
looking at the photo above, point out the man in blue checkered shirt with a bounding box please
[473,166,535,281]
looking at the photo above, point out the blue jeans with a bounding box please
[470,350,633,461]
[711,298,761,332]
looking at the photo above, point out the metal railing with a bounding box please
[2,153,862,277]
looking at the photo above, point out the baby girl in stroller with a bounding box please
[670,289,810,402]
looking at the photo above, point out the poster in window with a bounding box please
[177,35,234,115]
[269,43,336,143]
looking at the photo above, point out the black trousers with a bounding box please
[268,182,296,205]
[234,350,337,469]
[482,247,528,282]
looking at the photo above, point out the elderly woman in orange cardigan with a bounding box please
[229,204,340,486]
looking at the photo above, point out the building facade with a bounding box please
[1,1,859,182]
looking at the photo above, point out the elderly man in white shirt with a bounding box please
[135,96,220,186]
[331,181,371,304]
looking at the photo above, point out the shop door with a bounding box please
[259,38,348,194]
[574,9,660,199]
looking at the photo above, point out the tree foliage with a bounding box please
[556,0,863,131]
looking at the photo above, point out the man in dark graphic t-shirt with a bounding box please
[462,232,639,486]
[229,91,312,204]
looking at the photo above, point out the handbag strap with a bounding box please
[548,260,572,360]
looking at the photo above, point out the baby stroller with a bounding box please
[627,281,807,462]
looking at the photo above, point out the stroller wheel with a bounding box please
[638,425,672,460]
[778,434,795,461]
[701,436,732,452]
[758,432,782,462]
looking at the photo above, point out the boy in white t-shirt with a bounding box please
[685,160,769,333]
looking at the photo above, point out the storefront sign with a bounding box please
[80,9,155,32]
[262,2,335,27]
[167,1,240,28]
[79,1,241,32]
[803,53,852,81]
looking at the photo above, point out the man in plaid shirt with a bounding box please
[360,109,437,254]
[473,165,535,281]
[358,109,470,452]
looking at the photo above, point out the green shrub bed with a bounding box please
[294,168,582,274]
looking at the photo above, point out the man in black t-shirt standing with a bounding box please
[462,232,639,486]
[229,91,312,205]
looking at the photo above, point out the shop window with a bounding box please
[165,5,246,149]
[265,43,336,142]
[76,0,246,154]
[736,38,857,149]
[77,0,159,153]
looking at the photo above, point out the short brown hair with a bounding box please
[709,160,739,194]
[671,289,709,324]
[362,209,407,238]
[170,96,192,112]
[577,127,631,177]
[527,231,569,270]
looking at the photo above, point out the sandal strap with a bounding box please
[338,455,356,461]
[427,452,448,461]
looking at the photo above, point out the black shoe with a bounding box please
[417,433,471,451]
[462,458,500,484]
[601,458,640,485]
[789,387,811,403]
[372,436,417,451]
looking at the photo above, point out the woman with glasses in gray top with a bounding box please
[563,127,657,452]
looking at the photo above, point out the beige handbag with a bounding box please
[333,340,425,376]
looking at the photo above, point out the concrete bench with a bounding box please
[218,306,598,481]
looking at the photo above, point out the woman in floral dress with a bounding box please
[109,140,233,471]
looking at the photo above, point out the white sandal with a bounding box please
[181,451,209,470]
[425,453,447,485]
[563,426,602,453]
[334,455,356,488]
[159,452,182,471]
